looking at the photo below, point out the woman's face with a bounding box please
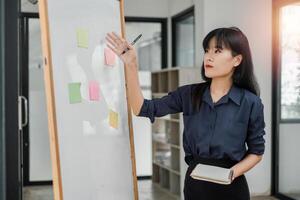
[203,37,242,79]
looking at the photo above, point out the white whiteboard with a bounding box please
[39,0,137,199]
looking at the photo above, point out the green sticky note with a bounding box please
[76,28,89,48]
[68,83,82,104]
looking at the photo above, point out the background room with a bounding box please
[1,0,300,200]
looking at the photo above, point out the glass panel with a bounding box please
[279,4,300,200]
[278,125,300,199]
[280,4,300,120]
[175,15,194,67]
[28,18,52,181]
[125,22,162,71]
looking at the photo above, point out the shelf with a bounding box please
[167,121,180,146]
[152,120,180,147]
[152,136,180,149]
[151,73,159,93]
[171,147,180,171]
[159,167,170,189]
[152,120,166,135]
[170,173,181,196]
[168,71,179,91]
[157,116,180,123]
[159,72,168,93]
[170,113,180,120]
[152,163,160,183]
[153,182,180,199]
[152,113,180,121]
[151,68,201,199]
[153,161,180,176]
[152,93,168,98]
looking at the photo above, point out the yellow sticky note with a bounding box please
[109,109,118,129]
[76,28,89,48]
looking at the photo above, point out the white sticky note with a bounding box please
[82,120,96,135]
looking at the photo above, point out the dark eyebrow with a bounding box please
[205,46,223,49]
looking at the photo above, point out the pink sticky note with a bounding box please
[104,48,116,66]
[89,81,100,101]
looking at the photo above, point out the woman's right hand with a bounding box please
[106,32,144,116]
[105,32,137,66]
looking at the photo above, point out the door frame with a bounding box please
[19,12,52,186]
[125,16,168,69]
[1,0,22,199]
[171,6,195,67]
[272,0,300,199]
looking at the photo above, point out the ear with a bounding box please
[233,54,243,67]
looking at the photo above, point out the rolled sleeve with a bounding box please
[246,98,266,155]
[137,87,184,123]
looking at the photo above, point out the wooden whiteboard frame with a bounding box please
[38,0,139,199]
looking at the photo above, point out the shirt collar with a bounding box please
[202,83,242,107]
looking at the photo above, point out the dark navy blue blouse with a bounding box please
[138,82,266,163]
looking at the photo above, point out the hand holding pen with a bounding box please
[106,32,142,65]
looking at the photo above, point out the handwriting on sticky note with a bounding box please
[76,28,89,48]
[68,82,82,104]
[89,81,100,101]
[109,109,118,129]
[104,48,116,66]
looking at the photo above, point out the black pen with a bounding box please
[121,34,142,55]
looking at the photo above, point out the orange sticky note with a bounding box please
[104,48,116,66]
[109,109,118,129]
[89,81,100,101]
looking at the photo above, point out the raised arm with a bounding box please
[106,32,144,115]
[106,32,184,123]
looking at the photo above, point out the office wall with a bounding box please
[124,0,168,18]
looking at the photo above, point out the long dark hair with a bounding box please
[192,27,260,111]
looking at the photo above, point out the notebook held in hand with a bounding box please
[190,163,234,185]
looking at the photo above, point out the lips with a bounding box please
[205,64,213,68]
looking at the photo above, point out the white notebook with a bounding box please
[190,163,234,185]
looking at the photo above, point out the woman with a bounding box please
[106,27,265,200]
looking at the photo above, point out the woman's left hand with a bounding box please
[230,167,236,182]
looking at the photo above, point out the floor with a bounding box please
[288,194,300,200]
[23,180,282,200]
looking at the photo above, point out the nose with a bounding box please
[205,54,214,62]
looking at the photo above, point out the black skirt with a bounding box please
[184,156,250,200]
